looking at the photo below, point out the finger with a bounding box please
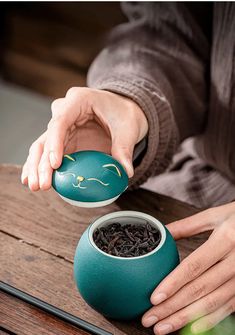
[22,132,46,189]
[27,140,44,191]
[142,254,234,324]
[111,141,134,177]
[191,297,235,334]
[151,277,235,334]
[21,161,28,185]
[46,117,69,169]
[111,130,136,177]
[49,92,92,168]
[150,231,231,305]
[38,149,53,190]
[166,208,215,240]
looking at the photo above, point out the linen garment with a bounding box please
[87,3,235,209]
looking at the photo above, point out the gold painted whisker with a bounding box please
[87,178,109,186]
[72,183,87,189]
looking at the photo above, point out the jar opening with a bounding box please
[88,211,166,260]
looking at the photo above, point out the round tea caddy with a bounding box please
[74,210,180,320]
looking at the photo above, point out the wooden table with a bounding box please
[0,165,209,335]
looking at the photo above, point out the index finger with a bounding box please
[166,208,214,240]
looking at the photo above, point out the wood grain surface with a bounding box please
[0,291,89,335]
[0,165,209,335]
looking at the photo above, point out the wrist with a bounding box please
[120,95,149,140]
[133,100,149,140]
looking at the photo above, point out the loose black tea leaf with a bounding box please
[93,222,161,257]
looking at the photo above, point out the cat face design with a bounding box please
[52,151,128,203]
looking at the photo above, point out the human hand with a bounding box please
[142,202,235,334]
[21,87,148,191]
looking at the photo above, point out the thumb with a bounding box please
[111,134,135,178]
[166,209,214,240]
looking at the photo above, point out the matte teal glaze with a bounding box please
[52,150,128,203]
[74,211,180,320]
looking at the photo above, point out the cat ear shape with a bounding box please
[102,164,121,177]
[64,154,76,162]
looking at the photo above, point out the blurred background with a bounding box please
[0,2,125,164]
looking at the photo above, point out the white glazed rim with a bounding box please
[58,194,120,208]
[88,210,166,260]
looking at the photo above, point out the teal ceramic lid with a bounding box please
[52,150,128,208]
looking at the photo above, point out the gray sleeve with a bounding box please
[87,3,209,188]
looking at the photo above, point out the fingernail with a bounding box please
[151,293,167,305]
[28,175,38,190]
[155,323,173,334]
[21,173,27,184]
[125,161,134,178]
[49,151,57,167]
[39,172,46,188]
[143,315,158,327]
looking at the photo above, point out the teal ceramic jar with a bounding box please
[52,150,128,208]
[74,211,180,320]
